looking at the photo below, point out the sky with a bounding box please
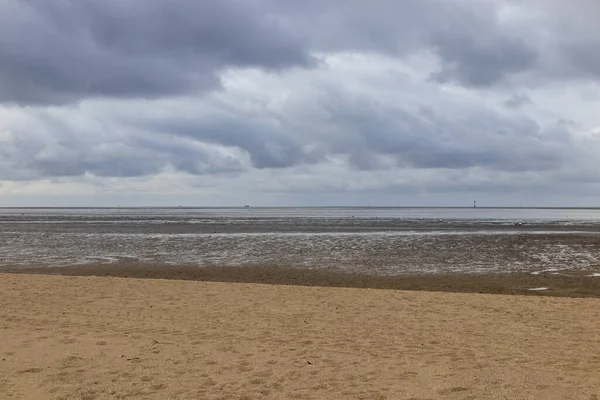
[1,0,600,207]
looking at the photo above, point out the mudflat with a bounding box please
[1,273,599,399]
[11,263,600,297]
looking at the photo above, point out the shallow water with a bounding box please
[1,207,600,275]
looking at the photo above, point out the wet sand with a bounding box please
[1,273,599,399]
[4,207,600,276]
[8,263,600,297]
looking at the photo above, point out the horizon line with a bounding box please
[2,206,600,210]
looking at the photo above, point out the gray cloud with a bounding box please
[142,115,323,169]
[262,0,540,86]
[504,93,532,109]
[429,30,537,87]
[318,93,569,172]
[265,0,600,87]
[1,49,597,196]
[0,0,312,105]
[3,63,590,185]
[2,0,599,107]
[1,0,600,205]
[91,81,577,179]
[0,109,248,180]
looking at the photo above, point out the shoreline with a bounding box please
[5,263,600,297]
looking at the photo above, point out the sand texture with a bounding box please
[1,274,599,399]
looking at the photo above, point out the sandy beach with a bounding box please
[1,273,599,399]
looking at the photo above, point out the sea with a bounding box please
[1,207,600,276]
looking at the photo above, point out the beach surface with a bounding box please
[2,273,600,399]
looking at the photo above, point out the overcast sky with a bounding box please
[1,0,600,207]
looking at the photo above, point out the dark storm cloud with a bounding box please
[0,0,312,104]
[429,30,537,86]
[266,0,600,87]
[262,0,540,86]
[2,0,598,106]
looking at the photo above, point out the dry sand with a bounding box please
[1,273,599,399]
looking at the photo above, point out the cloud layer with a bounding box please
[1,0,600,206]
[0,0,312,104]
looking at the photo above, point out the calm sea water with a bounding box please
[1,207,600,275]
